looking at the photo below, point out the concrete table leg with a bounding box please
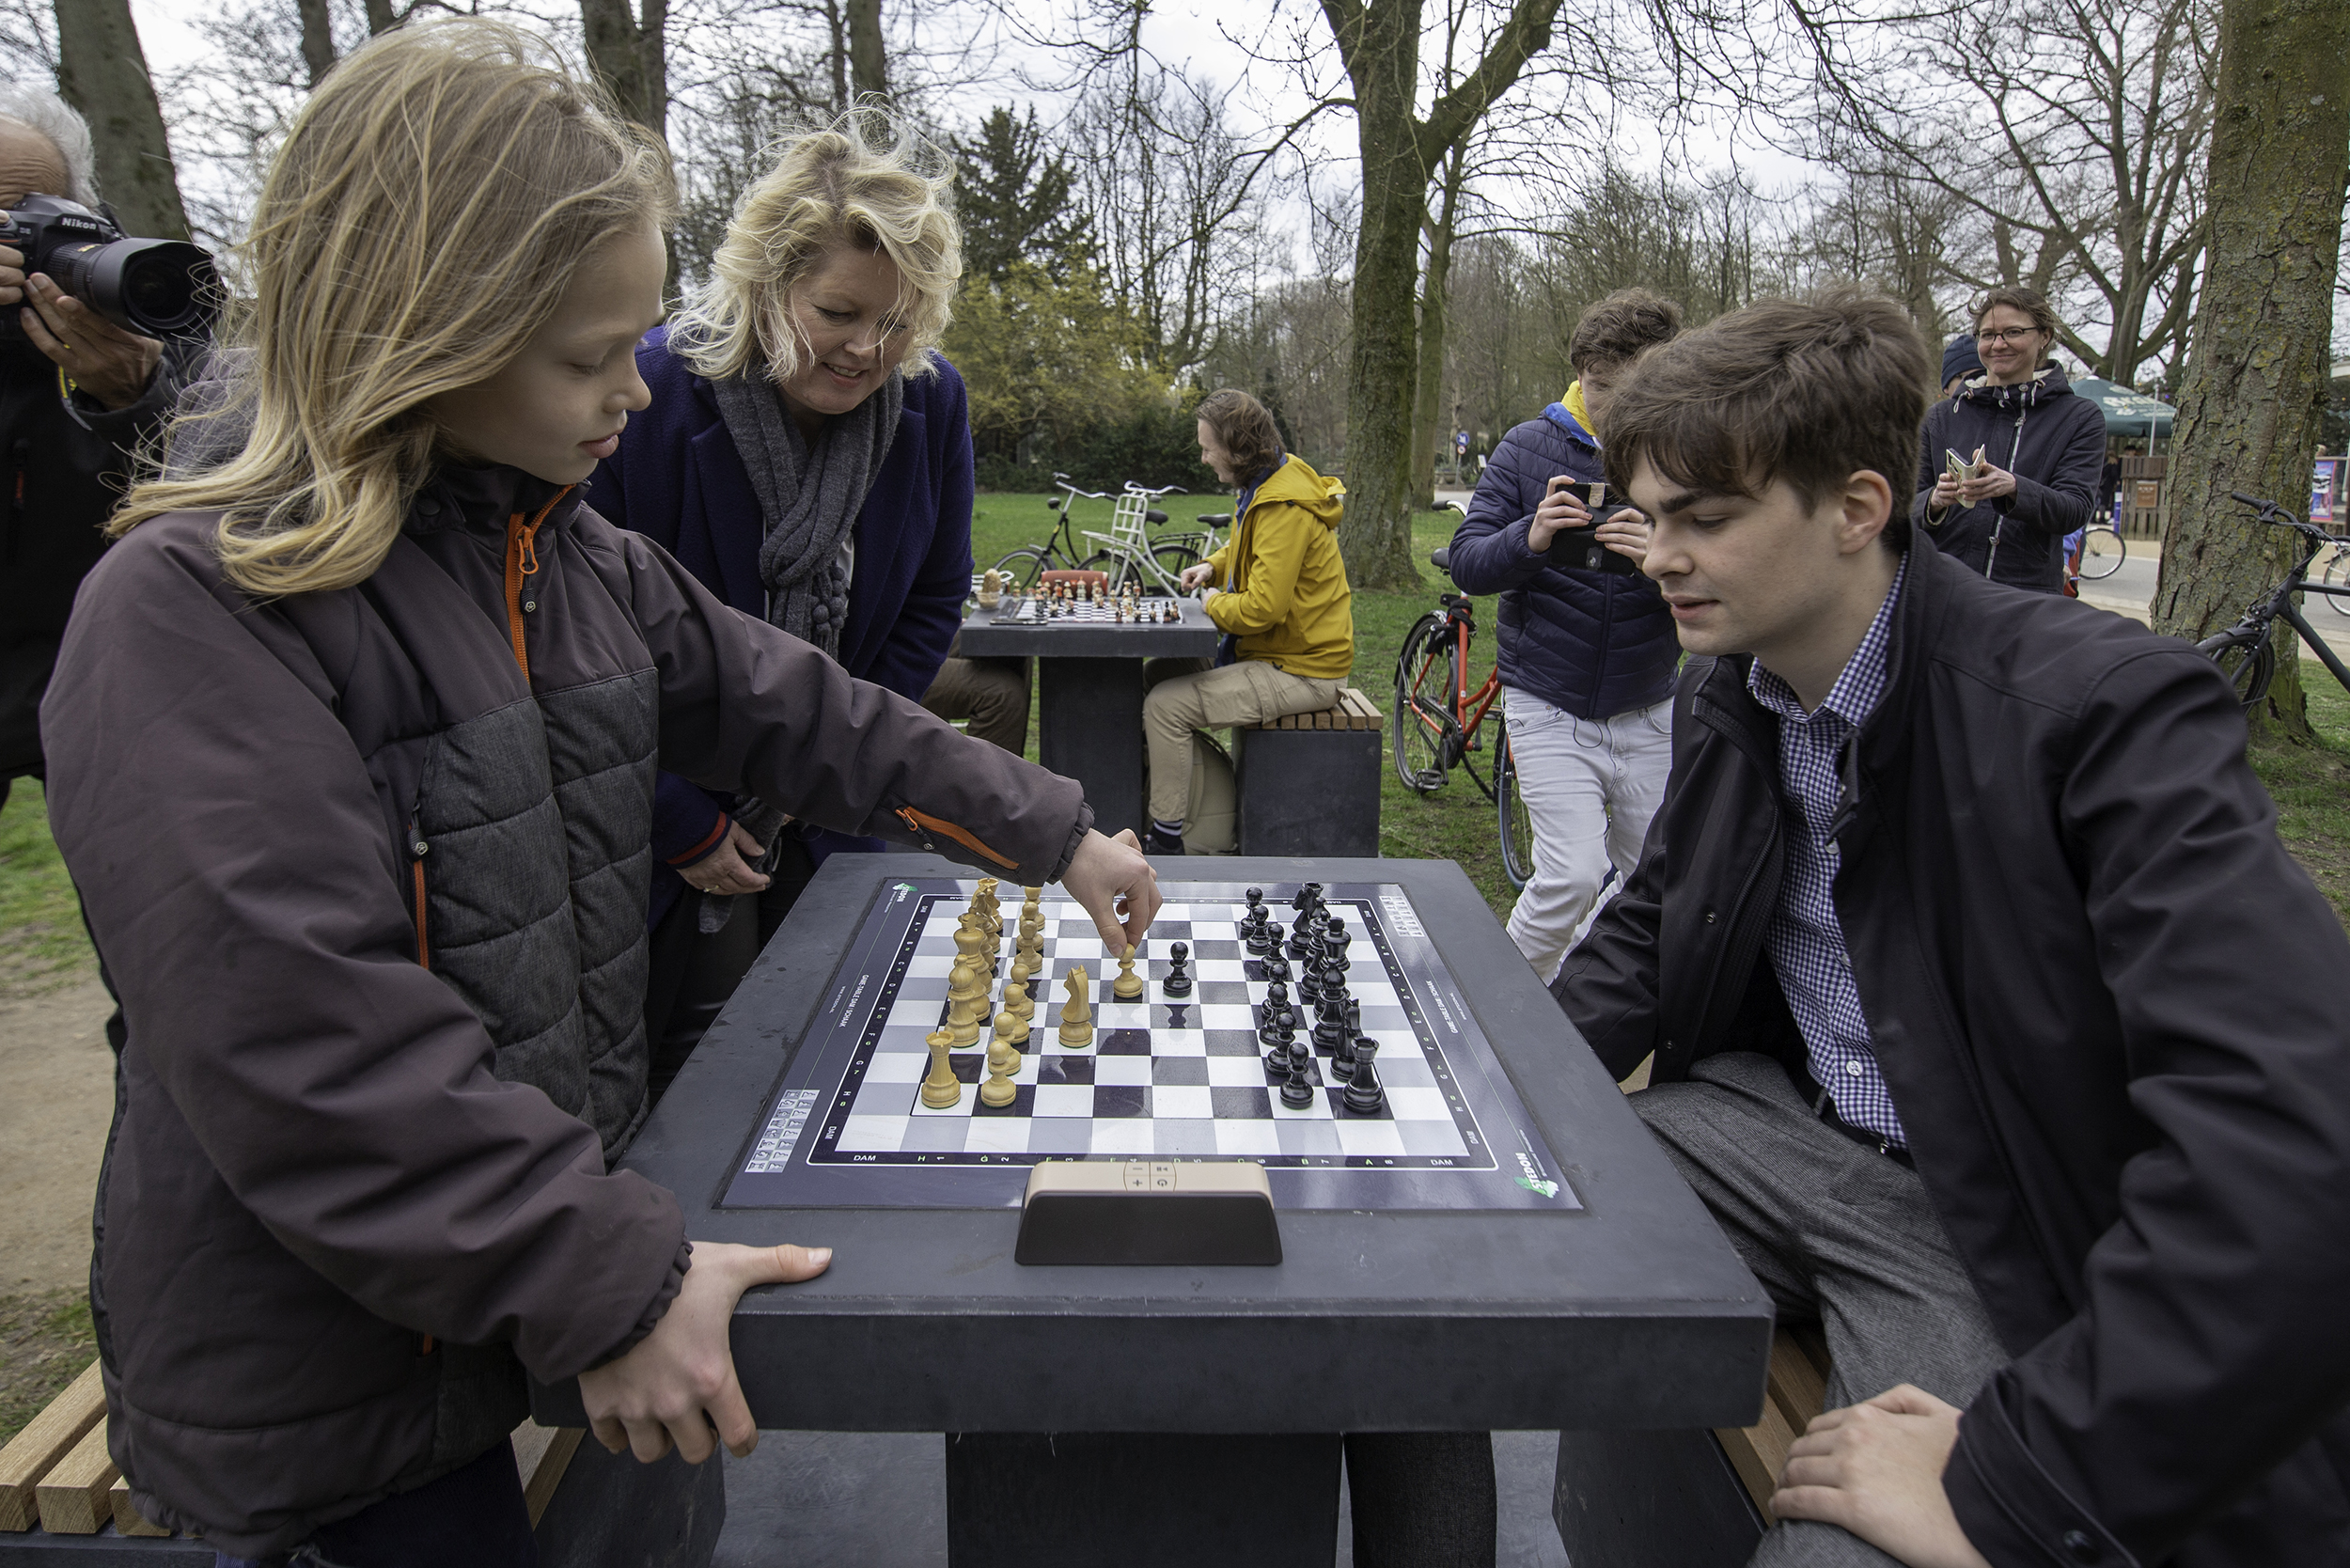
[945,1433,1340,1567]
[1037,658,1149,839]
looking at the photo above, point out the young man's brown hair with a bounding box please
[1195,388,1283,481]
[1600,290,1931,548]
[1568,288,1683,373]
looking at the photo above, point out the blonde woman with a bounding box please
[39,22,1152,1563]
[596,113,983,1079]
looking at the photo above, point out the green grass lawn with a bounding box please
[0,779,96,995]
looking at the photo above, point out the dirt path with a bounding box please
[0,975,116,1295]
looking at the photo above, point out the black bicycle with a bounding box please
[2194,492,2350,707]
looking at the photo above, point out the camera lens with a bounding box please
[51,237,220,338]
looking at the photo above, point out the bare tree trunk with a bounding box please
[295,0,336,87]
[363,0,397,34]
[1324,0,1556,590]
[580,0,666,139]
[2148,0,2350,741]
[1409,143,1465,512]
[824,0,849,113]
[51,0,187,240]
[848,0,886,103]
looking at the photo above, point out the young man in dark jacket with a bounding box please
[1555,291,2350,1566]
[1447,290,1681,979]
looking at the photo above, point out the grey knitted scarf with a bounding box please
[711,366,904,660]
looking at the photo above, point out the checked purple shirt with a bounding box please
[1746,558,1909,1148]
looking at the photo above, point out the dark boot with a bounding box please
[1143,824,1187,855]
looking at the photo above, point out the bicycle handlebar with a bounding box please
[1124,483,1187,497]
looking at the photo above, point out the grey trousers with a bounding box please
[1629,1053,2009,1567]
[921,655,1031,754]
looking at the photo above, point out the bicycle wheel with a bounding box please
[2077,526,2125,581]
[2322,548,2350,616]
[2198,628,2278,708]
[1391,616,1459,795]
[992,548,1050,591]
[1496,738,1537,891]
[1151,542,1202,585]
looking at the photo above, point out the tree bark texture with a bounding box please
[51,0,188,241]
[2148,0,2350,739]
[296,0,336,88]
[848,0,887,103]
[1408,143,1465,511]
[580,0,667,140]
[1324,0,1558,590]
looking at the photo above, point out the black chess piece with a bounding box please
[1314,1003,1350,1058]
[1162,941,1193,997]
[1261,951,1291,985]
[1296,955,1324,1007]
[1281,1059,1317,1108]
[1343,1038,1386,1115]
[1320,917,1349,966]
[1329,1027,1357,1083]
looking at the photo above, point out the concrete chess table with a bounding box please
[531,854,1770,1565]
[949,596,1220,839]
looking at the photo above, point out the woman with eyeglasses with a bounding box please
[1912,286,2107,592]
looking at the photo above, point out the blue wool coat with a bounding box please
[1445,404,1678,720]
[593,327,976,923]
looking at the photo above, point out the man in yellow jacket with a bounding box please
[1144,388,1355,855]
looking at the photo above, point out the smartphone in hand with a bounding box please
[1543,479,1643,577]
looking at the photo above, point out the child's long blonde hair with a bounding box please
[110,19,676,599]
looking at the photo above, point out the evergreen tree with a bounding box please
[952,106,1092,283]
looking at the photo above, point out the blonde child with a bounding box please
[41,22,1152,1564]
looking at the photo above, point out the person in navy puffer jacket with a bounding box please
[1448,290,1682,980]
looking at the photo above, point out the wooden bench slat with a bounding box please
[1767,1329,1828,1427]
[110,1477,170,1537]
[35,1419,117,1535]
[0,1359,105,1531]
[510,1420,586,1529]
[1240,686,1384,732]
[1716,1326,1832,1514]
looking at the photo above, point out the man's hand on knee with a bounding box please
[1771,1385,1992,1568]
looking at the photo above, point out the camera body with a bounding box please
[1542,479,1644,577]
[0,195,220,341]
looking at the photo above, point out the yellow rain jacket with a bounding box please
[1200,454,1354,680]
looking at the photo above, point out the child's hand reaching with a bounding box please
[578,1241,831,1464]
[1062,827,1162,955]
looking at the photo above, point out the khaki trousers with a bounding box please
[1141,658,1342,823]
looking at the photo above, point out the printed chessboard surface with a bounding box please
[1006,596,1183,623]
[723,880,1577,1213]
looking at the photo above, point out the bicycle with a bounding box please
[1391,539,1539,890]
[990,474,1109,589]
[2193,492,2350,707]
[2075,524,2125,581]
[992,476,1214,593]
[2321,539,2350,617]
[1075,483,1221,595]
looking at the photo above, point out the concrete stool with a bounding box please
[1234,688,1383,856]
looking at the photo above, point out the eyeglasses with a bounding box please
[1976,327,2043,346]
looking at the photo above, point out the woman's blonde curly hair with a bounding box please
[667,107,961,386]
[108,18,675,599]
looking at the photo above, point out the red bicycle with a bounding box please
[1393,541,1537,888]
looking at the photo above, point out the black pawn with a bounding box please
[1281,1060,1317,1108]
[1262,952,1292,985]
[1343,1038,1385,1115]
[1297,956,1324,1007]
[1163,941,1193,997]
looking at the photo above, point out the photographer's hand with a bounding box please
[21,274,163,411]
[1528,481,1592,553]
[1595,509,1653,568]
[0,243,25,307]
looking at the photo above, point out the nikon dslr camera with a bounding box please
[1541,479,1644,577]
[0,195,220,341]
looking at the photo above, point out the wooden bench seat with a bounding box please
[1716,1325,1834,1513]
[0,1361,587,1554]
